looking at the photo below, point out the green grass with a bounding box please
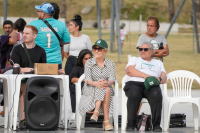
[0,0,199,24]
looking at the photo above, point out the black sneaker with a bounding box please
[18,119,26,129]
[126,126,135,131]
[153,125,162,132]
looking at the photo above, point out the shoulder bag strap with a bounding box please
[41,19,61,42]
[22,43,34,68]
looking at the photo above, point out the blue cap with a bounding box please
[35,2,54,14]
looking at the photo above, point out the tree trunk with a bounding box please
[60,0,67,23]
[118,0,124,12]
[168,0,174,23]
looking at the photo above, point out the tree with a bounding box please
[60,0,67,22]
[118,0,124,13]
[168,0,175,22]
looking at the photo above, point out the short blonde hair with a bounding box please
[25,25,38,34]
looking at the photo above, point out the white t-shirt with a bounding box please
[120,29,127,41]
[125,57,166,82]
[64,34,92,57]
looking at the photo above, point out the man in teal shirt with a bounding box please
[29,2,70,70]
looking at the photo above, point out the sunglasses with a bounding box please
[92,47,105,52]
[37,10,43,13]
[138,48,151,52]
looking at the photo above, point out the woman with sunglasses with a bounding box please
[124,42,167,132]
[69,49,92,121]
[79,39,116,131]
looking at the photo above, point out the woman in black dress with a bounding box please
[70,49,92,116]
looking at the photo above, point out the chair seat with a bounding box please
[141,98,148,103]
[169,97,200,103]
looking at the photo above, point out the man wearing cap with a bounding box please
[120,23,128,47]
[29,2,70,70]
[136,16,169,61]
[124,42,167,132]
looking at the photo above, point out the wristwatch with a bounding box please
[159,77,162,82]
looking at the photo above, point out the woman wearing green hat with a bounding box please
[78,39,116,131]
[124,42,167,132]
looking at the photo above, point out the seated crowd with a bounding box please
[0,2,170,132]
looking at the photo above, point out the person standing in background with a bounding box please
[50,2,65,61]
[29,2,70,71]
[3,20,13,35]
[0,20,13,116]
[64,15,92,75]
[136,16,169,61]
[8,18,26,54]
[64,15,92,121]
[0,18,26,117]
[120,23,128,47]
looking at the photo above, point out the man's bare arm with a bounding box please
[126,65,150,79]
[153,45,169,57]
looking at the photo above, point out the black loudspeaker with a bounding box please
[24,77,60,131]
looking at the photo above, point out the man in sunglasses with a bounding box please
[136,16,169,62]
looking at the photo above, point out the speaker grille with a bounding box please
[28,97,58,127]
[28,92,36,101]
[51,92,58,101]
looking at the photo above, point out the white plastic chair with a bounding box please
[121,75,168,131]
[74,74,119,130]
[165,70,200,131]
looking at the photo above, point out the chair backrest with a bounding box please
[167,70,200,98]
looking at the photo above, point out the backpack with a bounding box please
[136,113,152,131]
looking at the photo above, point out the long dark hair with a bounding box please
[70,49,92,77]
[76,49,92,67]
[70,15,83,31]
[50,3,60,20]
[13,18,26,32]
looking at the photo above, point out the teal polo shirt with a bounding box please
[29,18,70,64]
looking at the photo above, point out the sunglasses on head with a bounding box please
[138,48,151,52]
[92,47,105,52]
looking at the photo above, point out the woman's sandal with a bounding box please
[90,110,99,122]
[102,120,113,131]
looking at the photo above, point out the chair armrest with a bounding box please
[78,74,85,84]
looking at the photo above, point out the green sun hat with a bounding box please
[93,39,108,49]
[144,76,160,91]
